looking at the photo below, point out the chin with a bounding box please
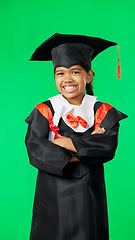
[64,94,84,101]
[62,92,78,98]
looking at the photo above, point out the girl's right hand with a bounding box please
[70,157,80,162]
[91,127,105,135]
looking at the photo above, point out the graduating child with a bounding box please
[25,33,128,240]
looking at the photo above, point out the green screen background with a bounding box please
[0,0,134,239]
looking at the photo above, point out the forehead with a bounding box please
[55,65,83,72]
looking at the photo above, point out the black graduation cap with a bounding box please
[30,33,121,78]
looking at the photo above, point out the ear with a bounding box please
[86,69,94,84]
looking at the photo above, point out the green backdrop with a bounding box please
[0,0,134,239]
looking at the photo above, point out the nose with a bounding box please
[64,78,73,83]
[64,72,74,82]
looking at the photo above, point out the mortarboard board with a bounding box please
[30,33,121,78]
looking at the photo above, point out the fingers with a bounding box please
[70,157,76,162]
[91,127,105,135]
[74,157,80,162]
[70,157,80,162]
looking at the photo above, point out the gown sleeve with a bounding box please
[70,101,128,165]
[25,106,72,177]
[70,122,120,164]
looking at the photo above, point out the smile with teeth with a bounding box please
[62,85,78,93]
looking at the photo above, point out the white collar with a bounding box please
[49,93,97,123]
[48,94,97,140]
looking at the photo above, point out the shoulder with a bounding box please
[25,98,54,126]
[94,100,114,112]
[94,100,128,130]
[94,100,128,119]
[25,99,54,138]
[35,99,54,116]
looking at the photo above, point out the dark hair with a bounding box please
[81,65,94,96]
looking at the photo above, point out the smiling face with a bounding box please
[54,65,93,105]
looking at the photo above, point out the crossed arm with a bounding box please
[25,121,119,176]
[25,103,121,177]
[51,127,106,162]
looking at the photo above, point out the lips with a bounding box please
[62,85,78,93]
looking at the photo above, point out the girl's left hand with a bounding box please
[91,127,105,135]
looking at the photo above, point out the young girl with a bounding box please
[25,33,128,240]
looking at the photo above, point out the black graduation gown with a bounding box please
[24,100,128,240]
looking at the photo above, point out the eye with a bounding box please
[56,72,64,76]
[72,71,80,75]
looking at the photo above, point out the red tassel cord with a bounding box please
[117,44,121,79]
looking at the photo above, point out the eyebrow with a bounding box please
[55,68,82,73]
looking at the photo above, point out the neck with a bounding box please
[62,93,85,106]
